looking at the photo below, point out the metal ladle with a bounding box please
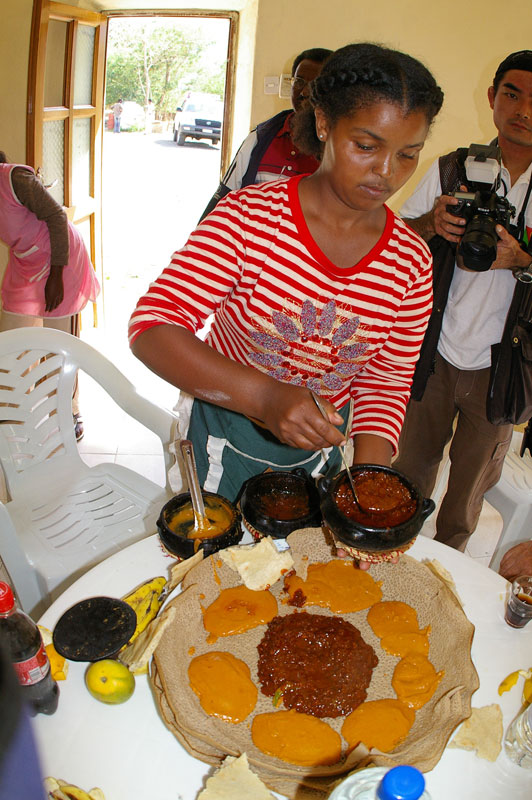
[310,391,366,513]
[311,392,409,516]
[180,439,208,531]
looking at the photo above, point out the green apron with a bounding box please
[187,399,350,502]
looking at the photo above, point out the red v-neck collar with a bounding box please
[288,174,394,277]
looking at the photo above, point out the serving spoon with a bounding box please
[180,439,209,531]
[310,391,366,513]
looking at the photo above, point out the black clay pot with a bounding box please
[157,491,242,560]
[318,464,435,554]
[239,468,322,539]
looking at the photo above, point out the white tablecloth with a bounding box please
[33,533,532,800]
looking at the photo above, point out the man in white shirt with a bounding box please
[394,51,532,552]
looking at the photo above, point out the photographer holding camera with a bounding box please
[394,51,532,553]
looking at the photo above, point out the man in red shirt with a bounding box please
[200,47,332,219]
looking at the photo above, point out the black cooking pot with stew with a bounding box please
[318,464,435,555]
[157,491,242,560]
[239,468,322,539]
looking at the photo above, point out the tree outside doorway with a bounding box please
[105,16,228,135]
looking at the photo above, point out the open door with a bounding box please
[27,0,108,325]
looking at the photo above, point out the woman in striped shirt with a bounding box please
[129,42,443,513]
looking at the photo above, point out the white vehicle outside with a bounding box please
[173,93,223,147]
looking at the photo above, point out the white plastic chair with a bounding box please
[427,430,531,572]
[0,328,178,618]
[486,430,532,572]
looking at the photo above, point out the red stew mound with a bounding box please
[257,611,378,718]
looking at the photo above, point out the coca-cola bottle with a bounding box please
[0,581,59,715]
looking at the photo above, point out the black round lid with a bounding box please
[52,596,137,662]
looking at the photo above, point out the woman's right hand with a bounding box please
[258,383,346,450]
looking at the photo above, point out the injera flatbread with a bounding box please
[152,528,479,798]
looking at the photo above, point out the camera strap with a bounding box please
[515,175,532,247]
[491,136,532,246]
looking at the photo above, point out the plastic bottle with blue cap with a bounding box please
[328,765,431,800]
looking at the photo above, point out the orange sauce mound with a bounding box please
[380,631,430,658]
[188,651,257,723]
[342,699,415,753]
[367,601,420,637]
[203,584,278,642]
[284,560,382,613]
[367,600,430,658]
[392,653,444,710]
[251,709,342,766]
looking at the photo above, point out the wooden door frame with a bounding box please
[27,1,107,187]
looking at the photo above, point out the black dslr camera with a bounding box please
[447,144,516,271]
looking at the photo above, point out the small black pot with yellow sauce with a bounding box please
[157,491,242,560]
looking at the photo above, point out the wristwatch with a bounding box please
[515,259,532,283]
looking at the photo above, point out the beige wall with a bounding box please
[1,0,33,165]
[0,0,34,273]
[250,0,532,209]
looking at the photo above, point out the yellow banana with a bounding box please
[54,787,92,800]
[45,778,105,800]
[39,626,68,680]
[498,670,521,695]
[121,576,167,643]
[523,676,532,705]
[498,667,532,704]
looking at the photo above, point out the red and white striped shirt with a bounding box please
[129,176,433,452]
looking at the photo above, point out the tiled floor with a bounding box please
[77,325,506,570]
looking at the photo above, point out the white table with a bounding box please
[33,533,532,800]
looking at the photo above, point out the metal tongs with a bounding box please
[310,391,365,513]
[180,439,207,530]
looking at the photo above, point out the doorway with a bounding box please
[26,5,236,422]
[97,15,232,359]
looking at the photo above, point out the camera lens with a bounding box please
[459,213,498,271]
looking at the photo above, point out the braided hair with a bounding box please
[293,42,444,159]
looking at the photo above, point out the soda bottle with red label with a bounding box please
[0,581,59,715]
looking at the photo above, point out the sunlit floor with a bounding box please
[77,326,178,491]
[77,325,505,571]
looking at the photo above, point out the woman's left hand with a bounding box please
[44,266,64,312]
[335,545,399,568]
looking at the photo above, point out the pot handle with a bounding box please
[420,497,436,521]
[292,467,311,481]
[317,475,332,499]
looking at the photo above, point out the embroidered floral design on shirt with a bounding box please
[248,299,369,393]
